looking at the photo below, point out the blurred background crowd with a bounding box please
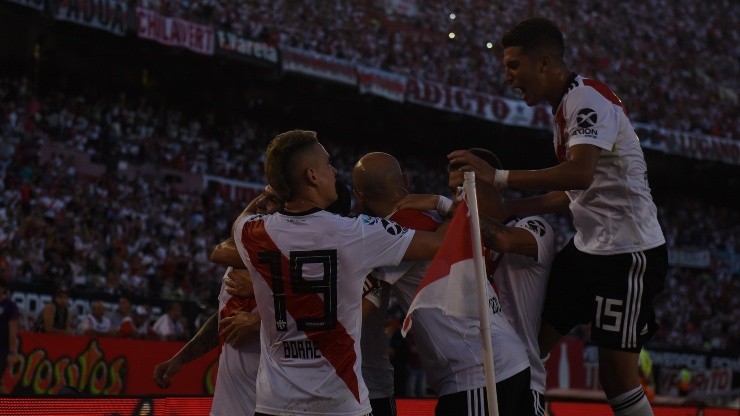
[0,0,738,398]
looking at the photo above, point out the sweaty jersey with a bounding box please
[379,209,530,396]
[554,75,665,255]
[488,216,554,394]
[233,208,415,416]
[211,267,260,416]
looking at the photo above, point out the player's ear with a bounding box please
[304,166,319,186]
[539,53,551,73]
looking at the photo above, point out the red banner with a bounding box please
[281,47,357,86]
[135,7,215,55]
[357,65,406,102]
[1,332,219,395]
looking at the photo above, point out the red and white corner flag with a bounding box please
[401,197,477,335]
[401,172,499,416]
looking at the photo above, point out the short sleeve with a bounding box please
[357,215,416,270]
[563,86,620,151]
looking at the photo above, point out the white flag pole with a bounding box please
[463,171,499,416]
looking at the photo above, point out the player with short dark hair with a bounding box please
[449,17,668,416]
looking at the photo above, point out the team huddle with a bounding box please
[153,18,668,416]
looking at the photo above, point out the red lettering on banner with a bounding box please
[406,79,421,100]
[453,89,470,112]
[472,93,490,118]
[491,97,510,120]
[425,83,442,105]
[532,106,552,127]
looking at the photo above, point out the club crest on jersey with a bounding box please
[574,108,598,137]
[380,218,407,236]
[522,219,547,237]
[359,214,380,225]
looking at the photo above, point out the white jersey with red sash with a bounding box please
[211,267,260,416]
[233,208,415,416]
[380,209,529,396]
[487,216,554,394]
[553,74,664,255]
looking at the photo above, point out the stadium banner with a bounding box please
[202,174,263,202]
[3,0,44,11]
[357,65,406,103]
[135,7,215,56]
[546,338,740,396]
[215,30,279,65]
[405,77,553,130]
[1,332,219,395]
[636,123,740,166]
[54,0,128,36]
[281,46,357,86]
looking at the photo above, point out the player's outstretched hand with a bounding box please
[153,359,182,388]
[225,268,254,298]
[447,150,497,185]
[219,311,261,348]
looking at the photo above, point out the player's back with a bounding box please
[233,208,415,416]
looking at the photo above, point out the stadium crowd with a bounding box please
[1,74,737,355]
[135,0,739,139]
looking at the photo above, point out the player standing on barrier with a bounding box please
[448,17,668,416]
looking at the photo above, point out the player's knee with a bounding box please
[598,347,641,398]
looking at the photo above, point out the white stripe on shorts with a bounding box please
[622,252,646,349]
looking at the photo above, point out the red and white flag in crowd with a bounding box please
[401,198,479,336]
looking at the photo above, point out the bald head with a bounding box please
[353,152,405,202]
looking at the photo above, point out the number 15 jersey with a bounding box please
[233,208,415,416]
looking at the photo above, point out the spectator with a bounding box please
[33,286,73,335]
[76,300,113,337]
[152,302,189,341]
[119,306,154,339]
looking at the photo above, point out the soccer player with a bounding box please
[448,17,668,416]
[353,152,531,416]
[224,130,445,416]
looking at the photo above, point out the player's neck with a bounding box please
[284,196,320,212]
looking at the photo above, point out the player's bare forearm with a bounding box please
[480,214,539,258]
[210,238,246,268]
[170,313,219,365]
[505,191,569,217]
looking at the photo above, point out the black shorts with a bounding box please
[542,239,668,353]
[370,396,397,416]
[435,367,531,416]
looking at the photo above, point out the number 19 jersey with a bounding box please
[233,208,415,416]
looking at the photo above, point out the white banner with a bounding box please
[281,47,356,86]
[405,78,553,130]
[636,123,740,166]
[135,7,215,55]
[216,30,278,64]
[357,65,406,102]
[55,0,128,36]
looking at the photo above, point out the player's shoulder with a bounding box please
[565,76,620,108]
[389,209,442,231]
[513,216,553,238]
[357,213,411,237]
